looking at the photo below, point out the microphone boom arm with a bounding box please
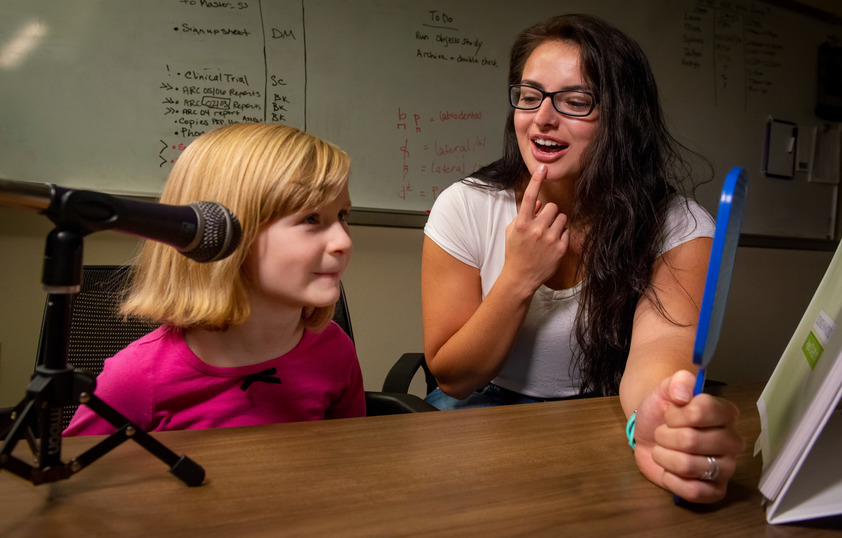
[0,178,241,263]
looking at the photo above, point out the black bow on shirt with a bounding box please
[240,368,283,391]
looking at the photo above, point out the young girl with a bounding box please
[64,123,365,435]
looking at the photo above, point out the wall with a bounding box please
[709,245,834,383]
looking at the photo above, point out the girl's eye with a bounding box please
[303,214,320,225]
[338,210,350,222]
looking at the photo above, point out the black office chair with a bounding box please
[30,265,432,430]
[328,279,437,415]
[381,352,438,396]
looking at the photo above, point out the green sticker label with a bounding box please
[802,331,823,370]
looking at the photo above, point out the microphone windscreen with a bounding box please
[185,202,242,262]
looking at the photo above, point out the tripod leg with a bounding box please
[2,371,205,487]
[1,397,73,484]
[71,392,205,487]
[0,399,37,480]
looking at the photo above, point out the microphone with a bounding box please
[0,178,242,262]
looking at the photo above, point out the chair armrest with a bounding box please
[364,391,438,416]
[382,352,427,393]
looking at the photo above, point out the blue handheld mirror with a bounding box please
[692,166,748,394]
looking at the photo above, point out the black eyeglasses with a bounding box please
[509,84,597,117]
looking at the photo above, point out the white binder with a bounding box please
[756,239,842,524]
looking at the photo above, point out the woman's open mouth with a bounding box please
[532,137,568,157]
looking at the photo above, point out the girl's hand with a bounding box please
[632,370,745,503]
[503,165,569,294]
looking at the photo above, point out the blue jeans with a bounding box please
[425,383,568,410]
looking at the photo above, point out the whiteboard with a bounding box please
[0,0,839,239]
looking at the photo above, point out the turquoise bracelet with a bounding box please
[626,410,636,449]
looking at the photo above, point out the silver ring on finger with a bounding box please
[699,455,719,481]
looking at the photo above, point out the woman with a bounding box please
[422,14,743,503]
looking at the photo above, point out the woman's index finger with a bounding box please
[519,165,546,217]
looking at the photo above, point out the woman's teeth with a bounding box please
[534,138,566,151]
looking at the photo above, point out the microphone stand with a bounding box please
[0,194,205,487]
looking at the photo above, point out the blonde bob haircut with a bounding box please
[120,123,350,331]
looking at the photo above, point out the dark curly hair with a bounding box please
[472,14,707,396]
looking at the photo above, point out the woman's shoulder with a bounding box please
[445,177,510,200]
[429,177,515,221]
[660,196,716,255]
[667,196,715,228]
[425,177,516,267]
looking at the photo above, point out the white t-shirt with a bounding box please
[424,178,716,398]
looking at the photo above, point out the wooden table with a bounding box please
[1,384,840,536]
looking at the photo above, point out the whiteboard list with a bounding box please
[0,0,840,239]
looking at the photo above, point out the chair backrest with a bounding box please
[47,265,356,429]
[64,265,159,381]
[332,281,354,343]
